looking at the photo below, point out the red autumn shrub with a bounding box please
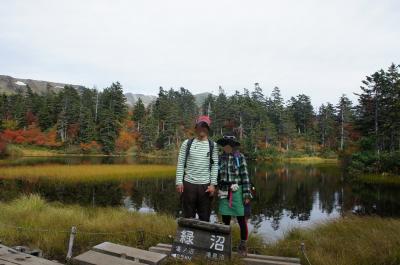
[80,141,102,154]
[0,134,7,156]
[2,129,19,142]
[22,126,42,144]
[34,134,46,145]
[14,135,26,144]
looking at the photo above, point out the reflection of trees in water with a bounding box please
[127,178,179,214]
[1,162,399,222]
[0,177,179,212]
[0,179,124,206]
[249,163,343,229]
[350,182,400,217]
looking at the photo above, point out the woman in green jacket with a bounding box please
[217,133,252,256]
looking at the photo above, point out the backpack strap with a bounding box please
[183,138,195,172]
[208,139,214,172]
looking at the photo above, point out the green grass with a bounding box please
[0,164,176,182]
[7,144,61,157]
[264,216,400,265]
[357,174,400,185]
[283,156,338,164]
[0,195,262,263]
[0,194,176,260]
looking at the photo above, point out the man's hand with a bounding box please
[244,198,251,205]
[205,185,215,196]
[176,184,184,193]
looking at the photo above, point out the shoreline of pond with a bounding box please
[4,144,339,163]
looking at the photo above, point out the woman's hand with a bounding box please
[205,185,215,196]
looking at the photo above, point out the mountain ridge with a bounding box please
[0,75,213,107]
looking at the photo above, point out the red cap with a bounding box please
[195,115,211,128]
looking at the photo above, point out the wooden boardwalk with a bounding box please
[0,244,60,265]
[149,243,301,265]
[0,241,300,265]
[73,242,167,265]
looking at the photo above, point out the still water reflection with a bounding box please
[0,157,399,242]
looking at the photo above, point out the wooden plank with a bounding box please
[0,259,21,265]
[73,250,144,265]
[92,242,167,265]
[0,244,59,265]
[242,258,300,265]
[148,247,171,256]
[155,244,171,249]
[246,253,301,264]
[150,244,301,264]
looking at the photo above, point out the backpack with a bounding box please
[183,138,215,175]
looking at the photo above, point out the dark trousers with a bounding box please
[182,181,212,222]
[222,215,248,240]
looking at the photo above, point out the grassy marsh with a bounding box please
[0,164,176,182]
[357,174,400,185]
[283,156,338,164]
[0,195,262,263]
[265,216,400,265]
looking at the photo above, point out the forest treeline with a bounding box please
[0,64,399,174]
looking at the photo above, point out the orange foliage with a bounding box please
[80,141,102,154]
[46,128,61,147]
[115,130,135,152]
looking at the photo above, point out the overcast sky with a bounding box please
[0,0,399,106]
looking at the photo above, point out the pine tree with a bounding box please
[97,82,128,154]
[56,85,80,143]
[78,88,97,143]
[132,98,146,132]
[336,95,354,150]
[317,103,337,148]
[288,94,314,134]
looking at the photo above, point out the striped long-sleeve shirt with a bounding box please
[176,138,218,186]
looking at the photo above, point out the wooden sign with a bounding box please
[171,218,232,261]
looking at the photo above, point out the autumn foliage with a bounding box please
[1,125,61,148]
[115,120,137,153]
[79,141,102,154]
[0,134,7,156]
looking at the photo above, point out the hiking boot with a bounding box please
[238,240,248,257]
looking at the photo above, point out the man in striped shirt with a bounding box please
[176,116,218,222]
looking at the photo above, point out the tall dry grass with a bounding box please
[0,195,262,263]
[0,194,176,259]
[0,164,176,182]
[265,216,400,265]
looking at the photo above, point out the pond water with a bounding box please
[0,156,399,242]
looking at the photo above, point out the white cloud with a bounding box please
[0,0,399,106]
